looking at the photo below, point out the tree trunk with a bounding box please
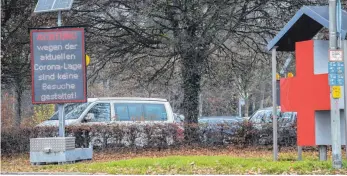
[182,54,202,144]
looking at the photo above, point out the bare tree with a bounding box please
[1,0,334,133]
[1,0,35,126]
[1,0,57,126]
[70,0,299,142]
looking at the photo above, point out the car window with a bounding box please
[64,104,79,114]
[250,108,284,123]
[49,103,91,120]
[264,111,273,123]
[128,104,143,121]
[49,103,84,120]
[115,103,142,121]
[280,112,293,123]
[250,111,264,123]
[114,103,167,121]
[144,104,167,121]
[115,104,130,121]
[87,103,111,122]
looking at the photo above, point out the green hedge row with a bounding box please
[1,122,297,155]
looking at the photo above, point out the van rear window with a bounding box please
[114,103,167,121]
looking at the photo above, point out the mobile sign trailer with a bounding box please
[29,27,92,165]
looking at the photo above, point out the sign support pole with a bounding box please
[329,0,342,169]
[272,47,278,161]
[297,146,303,160]
[58,103,65,137]
[343,40,347,159]
[57,10,65,137]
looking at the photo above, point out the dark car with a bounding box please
[248,107,297,146]
[248,107,297,129]
[199,116,244,144]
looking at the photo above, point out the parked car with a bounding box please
[38,97,176,127]
[199,116,243,144]
[247,107,297,145]
[248,107,297,129]
[37,97,181,147]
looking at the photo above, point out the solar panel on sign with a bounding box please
[52,0,73,10]
[34,0,74,13]
[34,0,54,13]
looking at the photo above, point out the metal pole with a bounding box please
[272,47,278,161]
[57,11,65,137]
[319,145,327,160]
[58,104,65,137]
[58,11,62,26]
[298,146,303,161]
[343,40,347,159]
[329,0,342,169]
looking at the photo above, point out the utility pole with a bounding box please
[272,47,278,161]
[329,0,342,169]
[344,40,347,159]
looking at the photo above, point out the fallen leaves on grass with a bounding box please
[1,146,345,175]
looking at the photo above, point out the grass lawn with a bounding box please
[23,156,347,175]
[2,147,347,174]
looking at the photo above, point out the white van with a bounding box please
[38,97,176,127]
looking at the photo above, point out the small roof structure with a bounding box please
[267,6,347,52]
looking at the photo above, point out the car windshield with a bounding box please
[249,110,265,123]
[249,108,282,123]
[249,108,296,124]
[49,103,90,120]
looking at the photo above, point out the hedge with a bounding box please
[1,122,297,155]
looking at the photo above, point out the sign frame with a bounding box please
[30,27,87,104]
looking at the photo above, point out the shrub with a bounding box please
[230,121,259,147]
[1,127,32,154]
[1,122,297,155]
[21,104,55,127]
